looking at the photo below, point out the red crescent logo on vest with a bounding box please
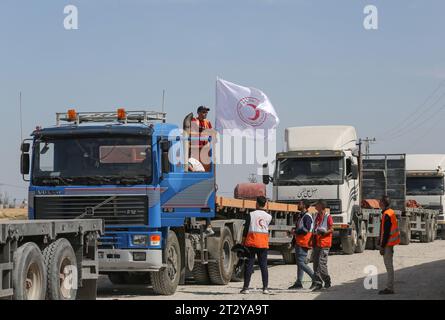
[257,218,267,230]
[236,97,268,127]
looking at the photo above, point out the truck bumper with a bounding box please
[98,249,164,272]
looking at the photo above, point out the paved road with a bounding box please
[98,240,445,300]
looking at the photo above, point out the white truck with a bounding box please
[263,126,364,255]
[406,154,445,240]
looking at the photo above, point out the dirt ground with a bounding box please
[0,208,27,220]
[97,239,445,300]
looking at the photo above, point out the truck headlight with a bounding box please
[329,201,342,213]
[132,235,149,245]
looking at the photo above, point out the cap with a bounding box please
[197,106,210,113]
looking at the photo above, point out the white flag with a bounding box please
[215,78,279,139]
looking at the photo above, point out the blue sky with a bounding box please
[1,0,445,200]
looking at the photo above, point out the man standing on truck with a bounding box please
[379,195,400,295]
[190,105,215,236]
[241,196,272,295]
[190,106,213,169]
[288,200,316,290]
[311,200,333,291]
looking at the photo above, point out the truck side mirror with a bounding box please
[351,164,358,180]
[262,163,271,185]
[21,153,30,175]
[21,142,30,153]
[160,140,170,153]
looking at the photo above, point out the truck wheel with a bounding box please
[355,221,367,253]
[12,242,47,300]
[400,218,411,245]
[420,217,431,243]
[365,237,376,250]
[281,248,296,264]
[108,273,126,285]
[341,221,357,255]
[43,238,78,300]
[192,262,210,284]
[150,231,181,295]
[208,227,235,285]
[427,218,434,243]
[76,279,97,300]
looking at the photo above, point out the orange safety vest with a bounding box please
[191,118,212,147]
[380,209,400,247]
[295,212,314,249]
[244,210,272,249]
[314,212,332,248]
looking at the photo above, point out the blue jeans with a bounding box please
[295,245,315,285]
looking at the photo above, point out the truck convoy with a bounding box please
[263,126,440,256]
[406,154,445,240]
[18,109,302,296]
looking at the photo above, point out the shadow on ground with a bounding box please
[314,259,445,300]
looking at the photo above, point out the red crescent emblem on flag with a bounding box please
[236,97,267,127]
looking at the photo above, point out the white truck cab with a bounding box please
[269,126,363,254]
[406,154,445,239]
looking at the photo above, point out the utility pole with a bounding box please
[360,137,376,158]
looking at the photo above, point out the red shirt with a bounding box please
[314,212,333,229]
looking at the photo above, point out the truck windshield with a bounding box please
[275,157,344,185]
[406,176,444,195]
[32,135,152,186]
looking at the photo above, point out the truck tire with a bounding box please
[76,279,97,300]
[150,231,181,295]
[341,221,357,255]
[43,238,78,300]
[208,227,235,285]
[281,248,296,264]
[400,218,411,245]
[192,262,210,284]
[355,221,367,253]
[12,242,47,300]
[108,273,126,285]
[420,217,431,243]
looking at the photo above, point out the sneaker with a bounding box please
[288,283,304,290]
[309,282,317,290]
[240,288,250,294]
[263,288,270,295]
[311,283,323,292]
[324,282,331,289]
[378,288,394,295]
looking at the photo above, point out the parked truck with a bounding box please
[406,154,444,240]
[20,109,301,295]
[263,126,440,256]
[263,126,362,256]
[0,219,102,300]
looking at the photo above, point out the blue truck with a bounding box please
[20,109,246,295]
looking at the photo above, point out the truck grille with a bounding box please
[34,196,148,226]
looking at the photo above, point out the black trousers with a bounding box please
[243,247,268,289]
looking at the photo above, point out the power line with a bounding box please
[381,102,445,142]
[381,89,445,141]
[378,79,445,139]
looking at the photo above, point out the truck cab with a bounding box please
[406,154,445,239]
[265,126,363,255]
[21,109,241,295]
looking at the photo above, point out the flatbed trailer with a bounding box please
[0,219,103,300]
[215,196,301,263]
